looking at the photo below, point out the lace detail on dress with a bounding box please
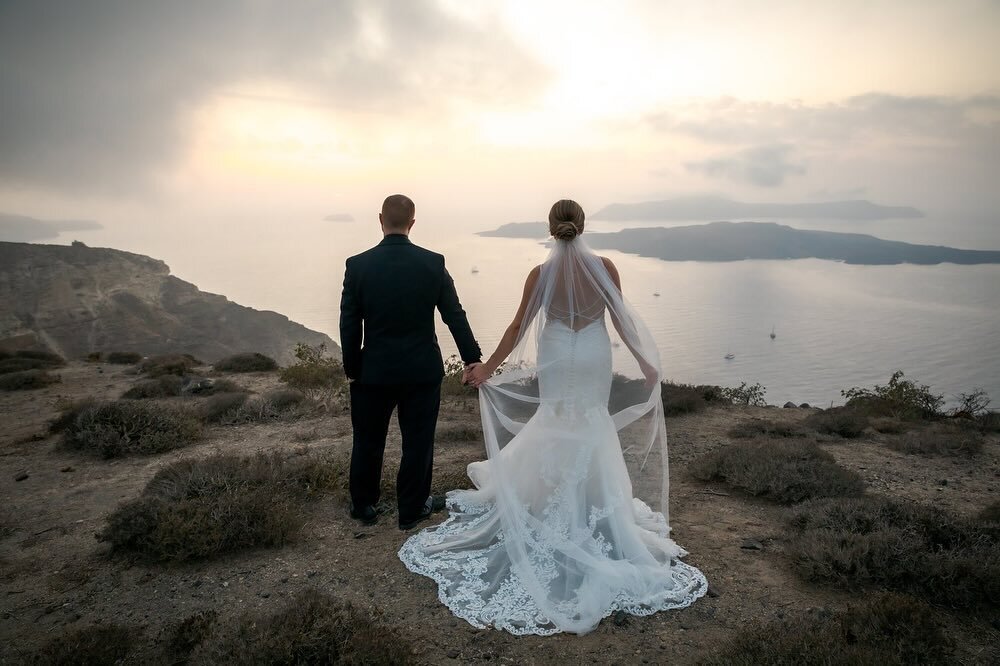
[398,494,708,636]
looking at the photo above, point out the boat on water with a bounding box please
[724,351,735,360]
[770,325,776,340]
[471,266,479,274]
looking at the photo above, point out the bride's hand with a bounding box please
[469,363,492,388]
[640,360,659,389]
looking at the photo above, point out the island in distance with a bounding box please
[590,196,924,221]
[479,221,1000,265]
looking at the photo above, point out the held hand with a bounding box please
[469,363,493,388]
[462,362,481,385]
[639,360,659,390]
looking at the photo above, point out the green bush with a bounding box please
[842,370,943,420]
[140,353,201,377]
[61,401,201,458]
[690,440,865,504]
[701,592,953,666]
[30,623,140,665]
[727,419,806,439]
[106,351,143,364]
[279,343,345,390]
[441,354,477,397]
[213,352,278,373]
[787,495,1000,608]
[189,589,417,665]
[887,424,984,457]
[98,451,338,561]
[721,381,767,406]
[805,407,870,438]
[121,375,185,399]
[0,369,60,391]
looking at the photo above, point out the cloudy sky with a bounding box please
[1,0,998,242]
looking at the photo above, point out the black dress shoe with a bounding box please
[349,503,378,526]
[398,495,446,531]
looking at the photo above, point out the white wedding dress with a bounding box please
[399,238,707,636]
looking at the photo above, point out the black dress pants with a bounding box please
[349,380,441,523]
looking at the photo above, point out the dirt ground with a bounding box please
[1,363,998,664]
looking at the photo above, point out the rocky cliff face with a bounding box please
[0,241,338,365]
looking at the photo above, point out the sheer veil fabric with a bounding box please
[399,237,707,636]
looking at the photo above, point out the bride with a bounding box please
[398,199,707,636]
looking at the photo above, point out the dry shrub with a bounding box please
[436,423,483,443]
[887,424,984,457]
[106,351,143,364]
[871,417,908,434]
[98,451,339,562]
[200,390,309,425]
[805,407,869,438]
[61,400,201,458]
[978,501,1000,524]
[661,381,726,416]
[701,592,952,666]
[690,440,865,504]
[190,589,417,665]
[13,349,65,364]
[121,374,185,399]
[0,350,65,374]
[788,495,1000,609]
[0,368,60,391]
[163,610,218,663]
[213,352,278,373]
[30,623,140,665]
[140,353,201,377]
[727,419,806,439]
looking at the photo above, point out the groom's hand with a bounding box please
[462,362,481,385]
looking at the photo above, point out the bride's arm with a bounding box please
[469,266,541,386]
[601,257,659,386]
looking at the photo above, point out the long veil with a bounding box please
[400,235,705,636]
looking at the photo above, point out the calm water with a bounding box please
[48,217,1000,408]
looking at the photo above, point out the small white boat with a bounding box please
[471,266,479,274]
[653,292,660,297]
[724,351,735,360]
[770,326,776,340]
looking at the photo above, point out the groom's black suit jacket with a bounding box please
[339,234,481,385]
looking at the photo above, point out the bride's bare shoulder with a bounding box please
[598,256,622,287]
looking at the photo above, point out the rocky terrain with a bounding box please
[0,242,337,365]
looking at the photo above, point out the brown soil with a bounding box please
[1,363,998,664]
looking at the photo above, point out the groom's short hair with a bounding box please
[382,194,415,231]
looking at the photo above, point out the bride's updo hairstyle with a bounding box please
[548,199,585,241]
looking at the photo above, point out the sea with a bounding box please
[44,214,1000,409]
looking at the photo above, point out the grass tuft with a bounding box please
[61,400,201,458]
[701,592,953,666]
[106,351,143,364]
[0,369,60,391]
[213,352,278,373]
[887,423,984,457]
[787,495,1000,609]
[30,623,139,665]
[139,353,202,377]
[190,588,417,665]
[727,419,806,439]
[804,407,869,438]
[690,439,865,504]
[98,451,339,562]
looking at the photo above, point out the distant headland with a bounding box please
[590,196,924,222]
[478,221,1000,266]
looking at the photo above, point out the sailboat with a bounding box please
[724,350,735,360]
[770,325,776,340]
[471,265,479,274]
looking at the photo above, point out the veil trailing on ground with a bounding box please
[399,235,705,636]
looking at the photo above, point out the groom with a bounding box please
[340,194,482,530]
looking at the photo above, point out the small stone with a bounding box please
[306,570,317,578]
[221,581,229,588]
[259,592,270,598]
[612,610,629,626]
[14,472,29,482]
[706,585,721,598]
[353,532,370,539]
[280,577,289,583]
[447,649,460,659]
[741,538,764,550]
[938,479,948,486]
[783,401,797,408]
[60,466,74,473]
[799,403,811,408]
